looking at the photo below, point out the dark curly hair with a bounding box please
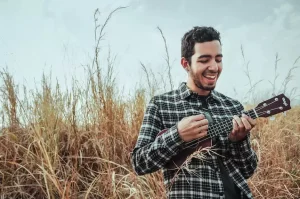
[181,26,221,65]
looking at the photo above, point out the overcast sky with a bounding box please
[1,0,299,104]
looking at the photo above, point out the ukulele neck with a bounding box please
[207,109,258,138]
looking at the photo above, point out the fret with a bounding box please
[207,109,254,139]
[185,109,258,147]
[207,118,232,138]
[248,109,258,119]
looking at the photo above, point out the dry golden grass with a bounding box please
[0,68,166,199]
[0,66,299,199]
[248,108,300,198]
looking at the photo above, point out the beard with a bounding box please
[190,68,216,91]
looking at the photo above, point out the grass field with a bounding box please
[0,7,299,199]
[0,66,299,198]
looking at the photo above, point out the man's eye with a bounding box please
[199,60,208,63]
[216,59,222,63]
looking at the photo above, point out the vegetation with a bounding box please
[0,7,299,199]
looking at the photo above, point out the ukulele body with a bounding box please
[164,138,212,169]
[159,111,214,170]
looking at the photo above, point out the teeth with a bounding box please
[204,75,216,79]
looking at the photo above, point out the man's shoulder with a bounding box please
[151,88,181,104]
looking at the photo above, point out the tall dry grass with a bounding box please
[0,7,299,199]
[0,67,165,198]
[248,108,300,198]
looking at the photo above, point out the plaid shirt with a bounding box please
[131,82,258,199]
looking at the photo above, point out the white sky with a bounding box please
[1,0,300,104]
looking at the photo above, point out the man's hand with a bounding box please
[177,114,208,142]
[229,114,256,142]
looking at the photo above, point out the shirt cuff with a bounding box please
[157,125,184,153]
[229,133,251,152]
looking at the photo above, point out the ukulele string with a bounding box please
[182,106,282,149]
[252,99,279,113]
[184,107,282,149]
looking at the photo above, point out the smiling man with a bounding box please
[131,26,258,199]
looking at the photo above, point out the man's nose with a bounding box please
[208,61,218,71]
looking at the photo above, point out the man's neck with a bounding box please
[186,80,210,96]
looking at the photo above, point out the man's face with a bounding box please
[186,40,223,93]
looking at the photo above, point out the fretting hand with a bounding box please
[228,114,256,142]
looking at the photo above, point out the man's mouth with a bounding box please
[203,74,217,80]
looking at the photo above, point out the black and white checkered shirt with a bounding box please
[131,82,258,199]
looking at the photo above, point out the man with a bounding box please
[131,26,258,199]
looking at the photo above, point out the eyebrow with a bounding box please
[198,54,223,59]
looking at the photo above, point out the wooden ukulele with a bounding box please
[157,93,291,169]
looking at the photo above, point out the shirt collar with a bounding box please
[178,82,221,103]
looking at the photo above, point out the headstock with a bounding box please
[254,94,291,118]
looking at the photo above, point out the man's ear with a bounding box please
[181,57,190,72]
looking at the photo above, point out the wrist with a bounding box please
[229,132,249,143]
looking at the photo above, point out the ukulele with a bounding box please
[157,93,291,169]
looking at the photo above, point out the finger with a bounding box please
[243,114,256,127]
[241,116,252,131]
[232,119,238,135]
[191,124,208,135]
[181,116,188,121]
[195,119,209,126]
[233,115,244,131]
[191,119,208,130]
[196,130,207,139]
[198,124,208,132]
[191,114,205,121]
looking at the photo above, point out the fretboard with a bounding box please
[184,108,258,148]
